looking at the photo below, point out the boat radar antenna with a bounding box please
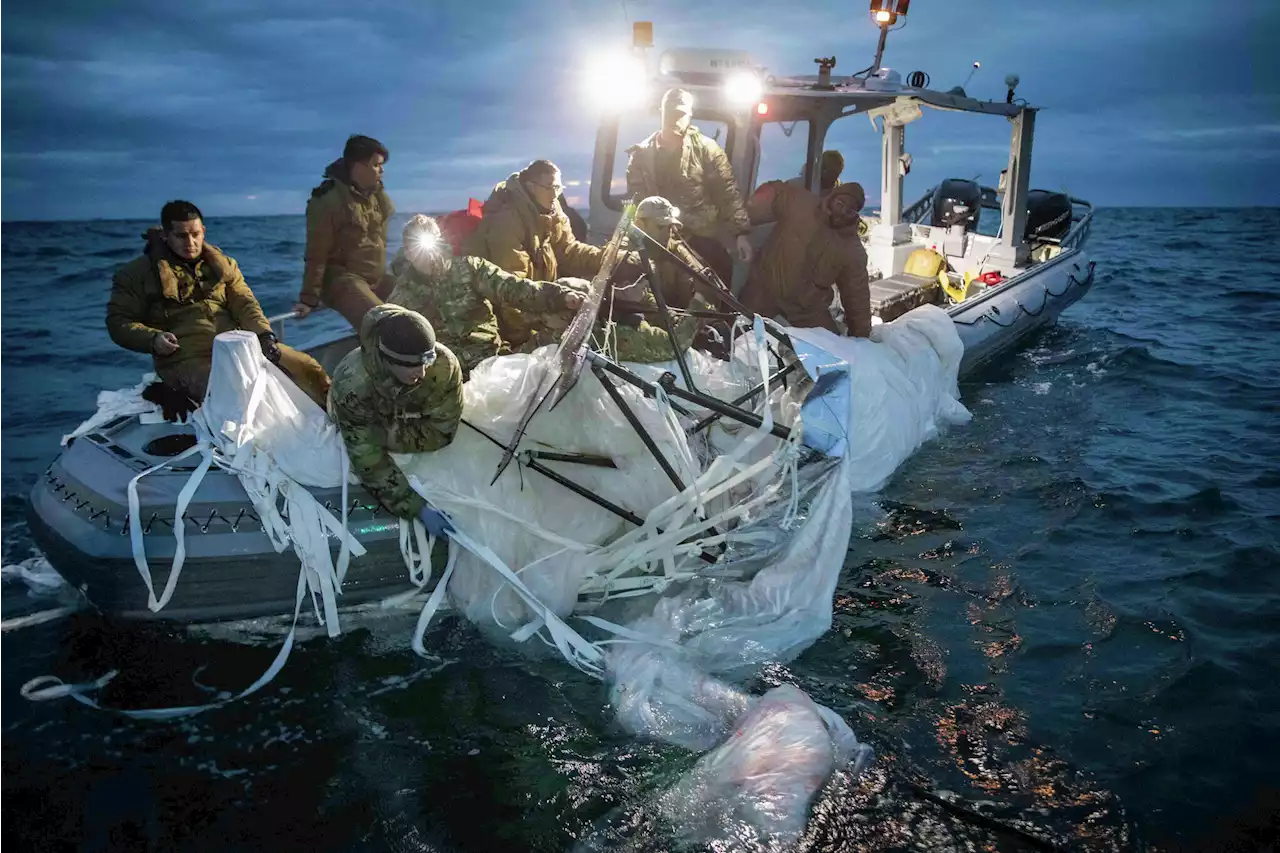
[866,0,909,76]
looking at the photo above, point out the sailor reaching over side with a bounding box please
[327,305,463,538]
[388,214,584,378]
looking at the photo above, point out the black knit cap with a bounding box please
[377,311,436,359]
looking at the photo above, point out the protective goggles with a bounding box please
[378,341,437,367]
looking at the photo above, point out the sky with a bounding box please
[2,0,1277,221]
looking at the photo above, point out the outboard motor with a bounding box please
[930,179,982,231]
[1024,190,1072,242]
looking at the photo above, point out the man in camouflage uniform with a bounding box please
[620,195,723,309]
[388,215,584,377]
[106,200,331,415]
[294,135,396,330]
[328,304,463,536]
[625,88,753,290]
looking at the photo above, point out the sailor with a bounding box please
[293,135,396,330]
[106,200,331,419]
[786,149,845,198]
[328,305,463,538]
[462,159,611,349]
[739,180,872,337]
[388,215,584,378]
[624,88,753,291]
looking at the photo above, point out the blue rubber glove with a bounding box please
[417,505,455,538]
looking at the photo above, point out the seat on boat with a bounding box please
[869,273,941,322]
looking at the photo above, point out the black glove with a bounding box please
[258,332,282,364]
[614,312,645,329]
[141,381,200,423]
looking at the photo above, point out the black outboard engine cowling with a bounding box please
[1024,190,1072,242]
[930,179,982,230]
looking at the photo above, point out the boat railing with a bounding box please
[266,308,330,344]
[901,187,936,224]
[1057,198,1094,252]
[903,187,1094,252]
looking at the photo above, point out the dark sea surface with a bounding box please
[3,208,1279,851]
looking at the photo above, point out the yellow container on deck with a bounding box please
[904,247,946,278]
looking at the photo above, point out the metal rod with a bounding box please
[526,450,617,469]
[588,355,696,417]
[688,361,800,435]
[658,375,793,442]
[461,419,716,564]
[593,365,689,495]
[628,226,746,315]
[634,232,697,394]
[870,22,890,75]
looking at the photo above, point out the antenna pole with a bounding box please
[870,21,890,75]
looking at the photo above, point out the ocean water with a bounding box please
[3,208,1279,851]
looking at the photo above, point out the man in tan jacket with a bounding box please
[293,135,396,330]
[462,159,609,348]
[107,200,330,413]
[739,181,872,336]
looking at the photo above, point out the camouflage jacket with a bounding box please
[387,254,578,377]
[530,278,700,364]
[625,128,751,239]
[106,230,272,370]
[328,304,464,518]
[301,159,395,305]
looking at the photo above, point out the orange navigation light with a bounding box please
[869,0,910,26]
[633,21,653,48]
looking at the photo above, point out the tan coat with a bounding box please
[107,231,330,404]
[462,173,606,346]
[740,181,871,337]
[300,159,395,306]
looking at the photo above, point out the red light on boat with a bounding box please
[756,102,769,116]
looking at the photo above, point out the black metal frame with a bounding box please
[482,212,808,549]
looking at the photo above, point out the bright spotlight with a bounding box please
[413,232,439,254]
[723,69,763,107]
[584,52,650,113]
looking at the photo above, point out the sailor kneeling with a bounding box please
[327,305,462,538]
[106,200,331,421]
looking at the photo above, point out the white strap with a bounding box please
[21,565,310,720]
[125,441,212,613]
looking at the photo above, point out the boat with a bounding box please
[26,7,1094,630]
[582,25,1096,375]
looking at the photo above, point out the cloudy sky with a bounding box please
[2,0,1276,221]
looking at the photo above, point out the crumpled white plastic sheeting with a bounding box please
[395,344,758,635]
[596,305,969,845]
[198,330,351,489]
[61,372,164,446]
[657,685,875,847]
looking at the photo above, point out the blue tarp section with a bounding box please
[790,337,852,458]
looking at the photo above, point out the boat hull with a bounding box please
[26,415,436,624]
[952,249,1095,376]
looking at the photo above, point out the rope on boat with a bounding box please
[951,261,1095,328]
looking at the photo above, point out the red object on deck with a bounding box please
[978,271,1005,285]
[438,198,483,255]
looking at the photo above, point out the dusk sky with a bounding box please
[2,0,1276,222]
